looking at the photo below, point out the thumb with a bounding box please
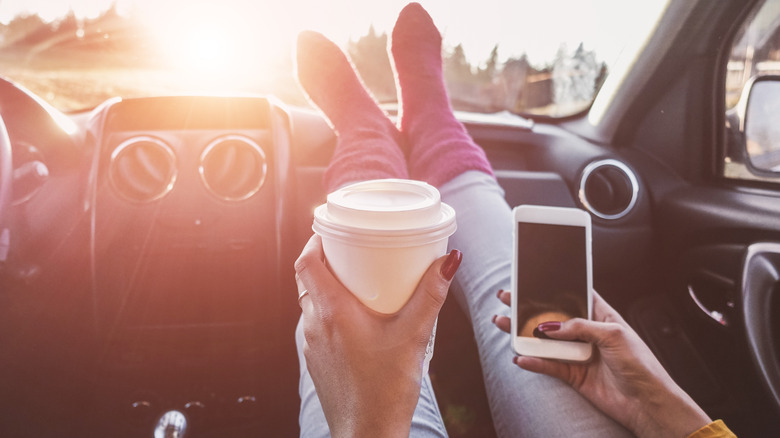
[401,249,462,323]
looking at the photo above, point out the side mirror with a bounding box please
[740,75,780,175]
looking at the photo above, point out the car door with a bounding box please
[608,0,780,435]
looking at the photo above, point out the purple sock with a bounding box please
[390,3,493,188]
[296,31,408,192]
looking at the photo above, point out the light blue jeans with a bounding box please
[296,171,632,437]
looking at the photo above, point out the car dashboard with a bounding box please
[2,61,778,436]
[3,92,305,436]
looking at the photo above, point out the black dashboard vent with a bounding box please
[578,159,639,220]
[199,135,267,201]
[109,137,177,202]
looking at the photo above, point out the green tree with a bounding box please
[347,25,396,103]
[444,43,472,83]
[477,44,499,83]
[499,54,530,111]
[552,42,600,115]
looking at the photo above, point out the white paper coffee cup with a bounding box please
[313,179,456,314]
[312,179,457,375]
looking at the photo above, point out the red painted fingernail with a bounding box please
[491,315,497,324]
[496,289,503,298]
[537,321,562,332]
[512,356,520,365]
[441,249,462,281]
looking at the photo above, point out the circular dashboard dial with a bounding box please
[109,136,177,203]
[199,135,267,202]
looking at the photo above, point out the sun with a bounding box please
[138,1,268,89]
[158,6,240,71]
[170,22,235,73]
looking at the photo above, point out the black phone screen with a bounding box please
[516,222,587,338]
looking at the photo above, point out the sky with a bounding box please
[0,0,668,67]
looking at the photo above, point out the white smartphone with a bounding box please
[511,205,593,362]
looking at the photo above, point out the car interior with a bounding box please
[1,0,779,437]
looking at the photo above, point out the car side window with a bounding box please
[724,0,780,183]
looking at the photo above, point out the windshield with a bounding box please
[0,0,668,117]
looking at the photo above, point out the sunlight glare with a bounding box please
[143,1,267,91]
[175,25,234,73]
[163,7,236,71]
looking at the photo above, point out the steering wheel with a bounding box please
[0,113,12,261]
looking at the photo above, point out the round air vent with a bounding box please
[578,159,639,220]
[199,135,267,201]
[109,137,177,202]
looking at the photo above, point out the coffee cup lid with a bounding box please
[313,179,456,247]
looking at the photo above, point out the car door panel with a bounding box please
[627,87,780,438]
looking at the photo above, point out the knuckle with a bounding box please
[601,322,626,342]
[426,284,447,309]
[564,317,586,331]
[302,330,317,349]
[302,342,315,365]
[293,253,310,276]
[315,305,341,332]
[302,320,319,344]
[303,309,339,344]
[420,276,449,310]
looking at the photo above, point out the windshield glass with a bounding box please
[0,0,667,116]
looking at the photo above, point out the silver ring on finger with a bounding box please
[297,289,310,307]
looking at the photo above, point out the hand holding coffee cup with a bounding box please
[312,179,457,375]
[312,179,457,314]
[294,234,459,436]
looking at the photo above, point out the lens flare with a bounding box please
[141,2,264,91]
[166,15,235,72]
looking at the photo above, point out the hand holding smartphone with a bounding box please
[511,205,593,362]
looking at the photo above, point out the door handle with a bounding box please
[687,285,730,326]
